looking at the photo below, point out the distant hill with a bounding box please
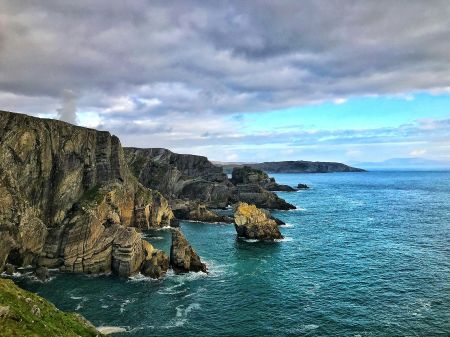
[355,158,450,170]
[215,161,365,174]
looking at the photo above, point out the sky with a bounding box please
[1,0,449,163]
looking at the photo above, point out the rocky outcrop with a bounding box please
[171,200,233,223]
[230,184,295,210]
[0,110,173,278]
[231,166,296,192]
[234,202,283,241]
[124,147,232,209]
[246,161,365,173]
[124,149,296,215]
[297,183,309,189]
[0,278,104,336]
[170,229,207,273]
[140,240,169,278]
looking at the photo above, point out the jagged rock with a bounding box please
[124,148,295,211]
[0,110,173,278]
[234,202,283,241]
[297,183,309,189]
[230,184,295,210]
[140,240,169,278]
[4,263,15,275]
[170,229,207,273]
[124,148,231,208]
[34,266,50,281]
[231,166,295,192]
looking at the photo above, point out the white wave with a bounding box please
[242,239,259,243]
[163,303,201,328]
[120,299,134,314]
[275,236,294,242]
[280,223,294,228]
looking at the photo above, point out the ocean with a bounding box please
[14,171,450,336]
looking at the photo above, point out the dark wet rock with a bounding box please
[170,229,207,273]
[35,266,50,281]
[234,202,283,241]
[297,183,309,189]
[4,263,15,275]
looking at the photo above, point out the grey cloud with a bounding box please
[1,0,450,118]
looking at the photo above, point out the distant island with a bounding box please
[216,161,365,174]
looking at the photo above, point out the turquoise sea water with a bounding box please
[14,171,450,336]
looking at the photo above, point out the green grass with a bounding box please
[0,278,104,337]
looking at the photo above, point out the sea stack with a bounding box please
[170,229,207,273]
[233,202,283,241]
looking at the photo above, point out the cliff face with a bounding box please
[248,161,365,173]
[124,147,232,208]
[124,147,296,213]
[0,111,173,276]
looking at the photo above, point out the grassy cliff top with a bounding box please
[0,278,104,337]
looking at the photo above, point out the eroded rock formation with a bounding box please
[0,110,172,278]
[124,148,296,218]
[234,202,283,241]
[170,229,207,273]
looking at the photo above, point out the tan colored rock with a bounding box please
[234,202,283,241]
[0,110,174,278]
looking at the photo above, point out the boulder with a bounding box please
[170,229,207,273]
[35,266,50,281]
[4,263,15,275]
[234,202,283,241]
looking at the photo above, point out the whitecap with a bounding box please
[275,237,294,242]
[280,223,294,228]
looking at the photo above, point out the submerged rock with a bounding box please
[170,229,207,273]
[297,183,309,189]
[234,202,283,241]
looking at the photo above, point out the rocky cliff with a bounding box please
[124,147,232,209]
[0,110,173,277]
[124,148,295,214]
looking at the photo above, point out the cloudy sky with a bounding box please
[1,0,450,163]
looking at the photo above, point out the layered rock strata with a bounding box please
[170,229,207,273]
[0,110,172,278]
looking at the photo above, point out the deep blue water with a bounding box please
[14,171,450,336]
